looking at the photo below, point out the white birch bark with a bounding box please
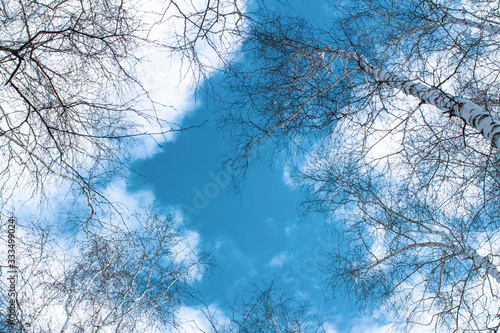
[363,238,500,283]
[436,231,500,283]
[325,48,500,148]
[441,15,500,35]
[464,249,500,283]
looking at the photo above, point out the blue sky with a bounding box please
[129,93,329,295]
[129,77,358,330]
[126,1,390,331]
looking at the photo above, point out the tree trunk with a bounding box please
[442,15,500,35]
[326,48,500,148]
[464,249,500,283]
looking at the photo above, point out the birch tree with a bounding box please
[0,207,209,332]
[199,281,328,333]
[215,2,500,331]
[0,0,244,215]
[300,150,500,332]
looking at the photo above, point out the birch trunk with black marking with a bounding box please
[464,249,500,283]
[441,15,500,35]
[325,48,500,148]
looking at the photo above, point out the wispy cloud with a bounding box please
[177,303,230,333]
[268,251,290,268]
[282,165,296,189]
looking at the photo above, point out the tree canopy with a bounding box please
[215,0,500,331]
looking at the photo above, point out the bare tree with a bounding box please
[0,0,244,216]
[0,1,248,332]
[198,281,328,333]
[215,1,500,331]
[301,150,500,332]
[0,206,210,332]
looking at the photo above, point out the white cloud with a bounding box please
[102,179,204,280]
[285,222,298,236]
[282,165,296,189]
[127,0,246,160]
[104,179,155,218]
[176,304,230,333]
[269,251,290,268]
[348,321,392,333]
[322,317,391,333]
